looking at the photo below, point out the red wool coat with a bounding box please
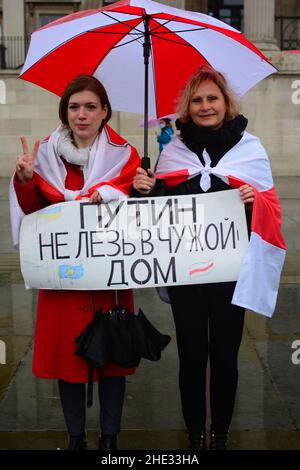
[14,161,136,383]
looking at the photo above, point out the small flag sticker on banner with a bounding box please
[38,205,62,220]
[59,264,84,280]
[189,260,214,278]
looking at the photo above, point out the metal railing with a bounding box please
[275,16,300,50]
[0,36,29,70]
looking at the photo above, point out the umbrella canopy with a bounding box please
[20,0,276,113]
[20,0,277,165]
[138,115,159,128]
[138,114,175,127]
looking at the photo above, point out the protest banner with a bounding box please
[19,190,249,290]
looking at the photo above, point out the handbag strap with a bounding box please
[114,289,119,306]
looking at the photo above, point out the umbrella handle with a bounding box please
[141,156,151,170]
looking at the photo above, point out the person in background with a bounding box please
[10,75,141,451]
[156,117,174,156]
[132,65,284,450]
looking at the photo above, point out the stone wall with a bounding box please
[241,52,300,176]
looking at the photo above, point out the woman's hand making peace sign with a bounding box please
[16,136,40,184]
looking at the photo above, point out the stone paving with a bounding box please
[0,177,299,450]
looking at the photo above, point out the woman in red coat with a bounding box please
[11,75,141,450]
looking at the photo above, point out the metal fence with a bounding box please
[0,36,29,70]
[276,16,300,50]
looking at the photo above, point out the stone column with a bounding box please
[3,0,25,37]
[159,0,185,9]
[185,0,208,13]
[2,0,25,67]
[82,0,102,8]
[244,0,279,51]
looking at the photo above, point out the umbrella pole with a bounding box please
[142,14,151,171]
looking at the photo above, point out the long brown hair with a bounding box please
[177,65,239,123]
[59,75,112,127]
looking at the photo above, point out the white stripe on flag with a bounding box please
[232,232,286,317]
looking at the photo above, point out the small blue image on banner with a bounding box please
[59,264,84,280]
[38,205,62,220]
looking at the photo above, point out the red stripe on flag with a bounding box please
[86,136,141,198]
[156,169,189,190]
[105,124,128,146]
[35,173,64,203]
[251,187,286,249]
[228,175,286,250]
[190,263,214,275]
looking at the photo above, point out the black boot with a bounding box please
[68,435,87,450]
[188,431,206,450]
[209,430,228,450]
[99,434,117,450]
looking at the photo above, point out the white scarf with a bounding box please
[156,132,274,191]
[57,128,90,177]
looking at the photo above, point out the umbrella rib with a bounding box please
[151,27,207,34]
[149,15,180,33]
[112,34,145,48]
[90,30,145,47]
[149,16,207,35]
[89,30,207,49]
[150,32,198,47]
[102,11,144,35]
[150,15,206,33]
[89,30,144,36]
[149,17,207,46]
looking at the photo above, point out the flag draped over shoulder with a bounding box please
[156,132,286,318]
[9,125,140,248]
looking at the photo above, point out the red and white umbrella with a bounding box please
[138,115,159,128]
[20,0,277,166]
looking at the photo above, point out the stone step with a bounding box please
[0,252,23,282]
[0,252,20,272]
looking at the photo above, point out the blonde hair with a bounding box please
[176,65,239,123]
